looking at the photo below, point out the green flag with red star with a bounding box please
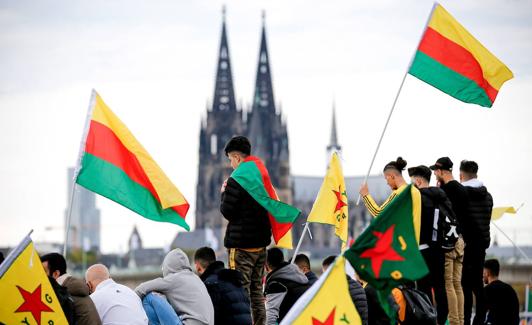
[344,184,428,320]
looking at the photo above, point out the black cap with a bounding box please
[408,165,432,182]
[460,160,478,174]
[429,157,453,171]
[224,136,251,156]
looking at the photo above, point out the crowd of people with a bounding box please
[38,136,521,325]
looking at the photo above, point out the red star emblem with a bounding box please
[312,307,335,325]
[15,284,54,325]
[332,186,347,213]
[360,225,404,278]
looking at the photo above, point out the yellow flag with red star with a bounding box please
[0,233,68,325]
[280,255,361,325]
[307,152,348,247]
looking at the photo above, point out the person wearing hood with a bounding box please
[41,253,101,325]
[409,166,452,325]
[293,253,318,286]
[460,160,493,325]
[264,248,310,325]
[194,247,252,325]
[135,248,214,325]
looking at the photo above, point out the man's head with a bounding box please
[224,136,251,169]
[194,246,216,275]
[460,160,479,182]
[383,157,407,190]
[41,253,67,280]
[293,254,311,274]
[265,247,284,273]
[321,255,337,273]
[85,264,111,294]
[430,157,454,184]
[483,259,500,285]
[408,165,431,189]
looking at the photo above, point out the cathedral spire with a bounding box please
[212,6,237,112]
[251,11,275,114]
[327,101,342,155]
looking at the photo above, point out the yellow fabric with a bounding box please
[362,183,420,244]
[307,153,348,246]
[228,248,236,270]
[491,206,517,220]
[428,4,513,90]
[286,256,362,325]
[0,241,68,324]
[276,230,293,249]
[90,91,188,209]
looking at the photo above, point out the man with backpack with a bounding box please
[460,160,493,325]
[409,165,453,324]
[430,157,466,325]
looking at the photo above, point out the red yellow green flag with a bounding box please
[307,152,349,247]
[230,156,301,248]
[280,255,362,325]
[0,233,69,325]
[75,90,190,230]
[409,4,513,108]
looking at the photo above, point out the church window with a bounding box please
[211,134,218,155]
[221,47,228,59]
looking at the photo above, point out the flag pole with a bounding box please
[490,221,531,263]
[356,2,438,206]
[64,89,97,257]
[291,222,310,264]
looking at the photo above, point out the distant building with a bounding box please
[65,168,101,252]
[126,226,165,270]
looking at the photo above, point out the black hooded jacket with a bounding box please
[200,261,252,325]
[220,177,272,248]
[419,186,455,248]
[463,185,493,249]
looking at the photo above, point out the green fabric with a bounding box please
[344,184,428,321]
[76,153,190,231]
[230,160,300,223]
[409,51,493,108]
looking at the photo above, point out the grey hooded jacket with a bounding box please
[135,249,214,325]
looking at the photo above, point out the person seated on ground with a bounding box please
[85,264,148,325]
[322,255,368,325]
[483,259,519,325]
[194,246,252,325]
[135,248,214,325]
[264,247,310,325]
[42,252,101,325]
[293,253,318,286]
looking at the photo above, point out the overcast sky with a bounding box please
[1,0,531,253]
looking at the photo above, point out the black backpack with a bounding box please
[48,276,75,324]
[433,200,460,251]
[399,286,437,325]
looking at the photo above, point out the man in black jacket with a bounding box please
[194,247,252,325]
[409,165,449,325]
[483,259,520,325]
[220,136,271,325]
[460,160,493,325]
[264,248,310,325]
[431,157,466,325]
[322,255,368,325]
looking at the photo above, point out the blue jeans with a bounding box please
[142,293,182,325]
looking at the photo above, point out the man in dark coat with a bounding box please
[194,247,252,325]
[293,253,318,285]
[322,255,368,325]
[483,259,520,325]
[460,160,494,325]
[220,136,271,325]
[264,248,310,325]
[41,253,102,325]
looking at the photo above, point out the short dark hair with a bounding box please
[194,247,216,269]
[484,259,500,277]
[224,136,251,157]
[40,253,67,276]
[322,255,337,269]
[266,247,285,270]
[294,254,310,269]
[460,160,478,177]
